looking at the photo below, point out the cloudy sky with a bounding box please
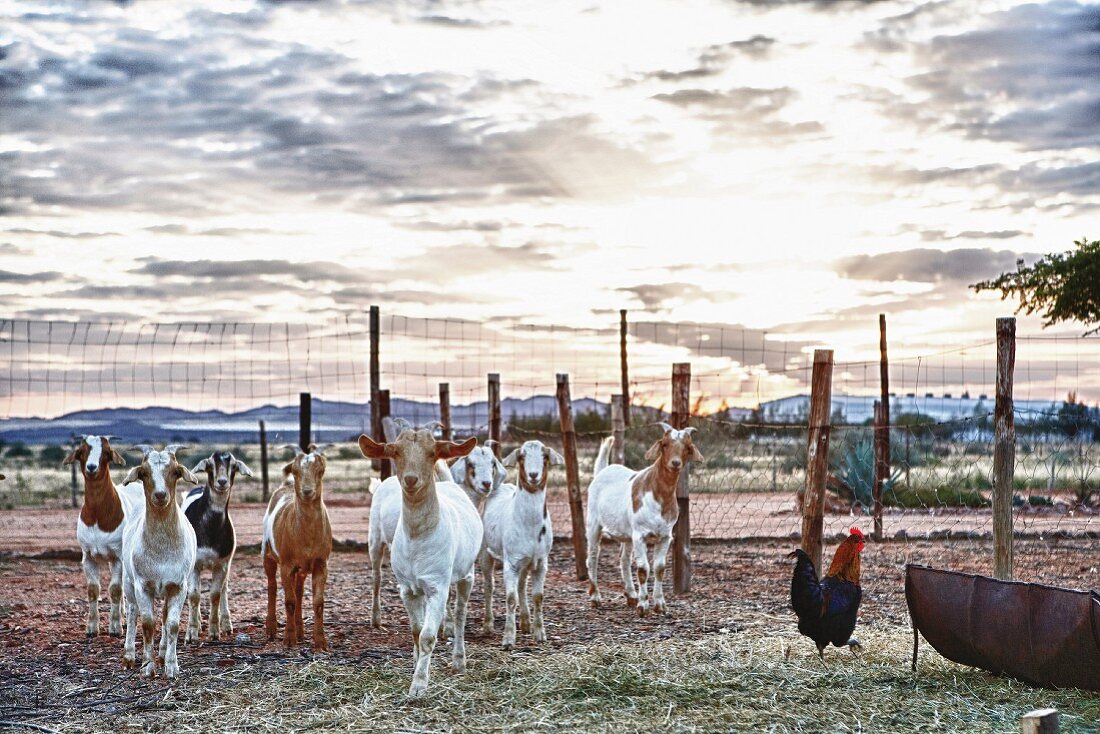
[2,0,1099,413]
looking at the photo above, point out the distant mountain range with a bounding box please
[0,396,609,444]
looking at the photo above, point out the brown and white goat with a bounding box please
[64,435,142,637]
[262,444,332,651]
[121,445,199,679]
[585,423,703,616]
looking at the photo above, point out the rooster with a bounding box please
[788,527,865,660]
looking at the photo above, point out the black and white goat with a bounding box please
[182,450,253,643]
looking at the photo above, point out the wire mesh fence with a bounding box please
[0,312,1098,590]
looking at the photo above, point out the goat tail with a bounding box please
[368,477,381,495]
[594,435,615,476]
[434,459,451,482]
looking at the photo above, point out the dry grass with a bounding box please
[8,622,1099,733]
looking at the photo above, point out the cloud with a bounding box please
[617,282,720,310]
[131,257,368,284]
[0,269,65,283]
[834,248,1034,284]
[652,87,824,139]
[3,228,120,239]
[637,34,776,82]
[394,219,508,233]
[917,229,1028,242]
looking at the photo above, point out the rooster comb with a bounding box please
[849,527,864,538]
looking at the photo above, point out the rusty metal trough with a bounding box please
[906,564,1100,691]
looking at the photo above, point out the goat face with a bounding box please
[194,451,253,497]
[463,446,505,496]
[358,428,476,498]
[503,440,564,493]
[283,449,326,502]
[124,448,198,510]
[644,428,704,474]
[64,435,125,480]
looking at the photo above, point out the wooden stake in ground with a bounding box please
[994,316,1016,581]
[875,313,890,541]
[438,382,452,441]
[378,389,392,479]
[671,362,691,594]
[369,304,382,473]
[1020,709,1058,734]
[620,309,631,428]
[556,373,588,581]
[488,373,501,457]
[802,349,834,577]
[259,419,270,502]
[299,392,311,451]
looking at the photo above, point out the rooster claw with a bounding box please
[847,638,863,657]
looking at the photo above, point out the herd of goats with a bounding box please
[63,419,710,697]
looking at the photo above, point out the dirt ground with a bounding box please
[1,536,1097,731]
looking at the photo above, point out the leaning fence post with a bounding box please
[258,420,270,502]
[671,362,692,594]
[488,373,502,457]
[802,349,834,577]
[439,382,452,441]
[379,389,393,478]
[299,392,311,450]
[611,393,625,465]
[994,317,1016,581]
[69,436,79,509]
[556,373,588,581]
[873,400,885,541]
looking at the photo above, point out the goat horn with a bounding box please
[391,418,414,431]
[654,421,675,434]
[129,444,156,457]
[309,443,334,455]
[681,427,697,436]
[164,444,188,456]
[421,420,444,432]
[278,444,305,457]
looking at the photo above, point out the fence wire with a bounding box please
[0,314,1098,592]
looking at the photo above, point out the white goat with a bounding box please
[358,426,479,698]
[481,440,562,648]
[64,435,142,637]
[121,445,199,679]
[585,424,703,617]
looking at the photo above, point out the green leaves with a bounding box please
[972,238,1100,333]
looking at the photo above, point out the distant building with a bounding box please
[757,393,1060,424]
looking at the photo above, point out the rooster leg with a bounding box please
[847,638,862,658]
[816,645,829,668]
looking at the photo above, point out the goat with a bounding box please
[262,444,332,651]
[481,440,563,648]
[358,426,479,698]
[450,440,507,508]
[120,445,199,678]
[182,450,253,643]
[64,435,142,637]
[585,423,703,617]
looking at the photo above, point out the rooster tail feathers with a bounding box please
[789,549,824,620]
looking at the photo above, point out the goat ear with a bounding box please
[233,459,255,477]
[435,436,476,460]
[122,466,142,485]
[688,443,704,462]
[110,449,126,467]
[502,448,520,467]
[546,447,566,466]
[190,457,213,475]
[63,449,79,466]
[282,462,296,477]
[177,464,200,486]
[493,458,507,490]
[644,440,663,462]
[357,434,389,460]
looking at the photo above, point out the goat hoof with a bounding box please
[312,638,329,652]
[625,596,638,608]
[637,605,649,618]
[654,602,666,614]
[451,660,466,674]
[502,641,514,651]
[141,662,157,679]
[122,655,135,669]
[164,662,179,680]
[589,598,601,609]
[408,682,429,699]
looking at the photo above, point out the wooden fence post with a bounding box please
[69,436,79,509]
[875,313,890,541]
[439,382,452,441]
[379,389,393,478]
[620,309,631,427]
[1021,709,1059,734]
[802,349,834,577]
[299,392,311,450]
[611,393,625,465]
[994,317,1016,581]
[873,400,885,540]
[671,362,691,594]
[369,304,382,473]
[556,373,588,581]
[258,420,270,502]
[488,373,502,457]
